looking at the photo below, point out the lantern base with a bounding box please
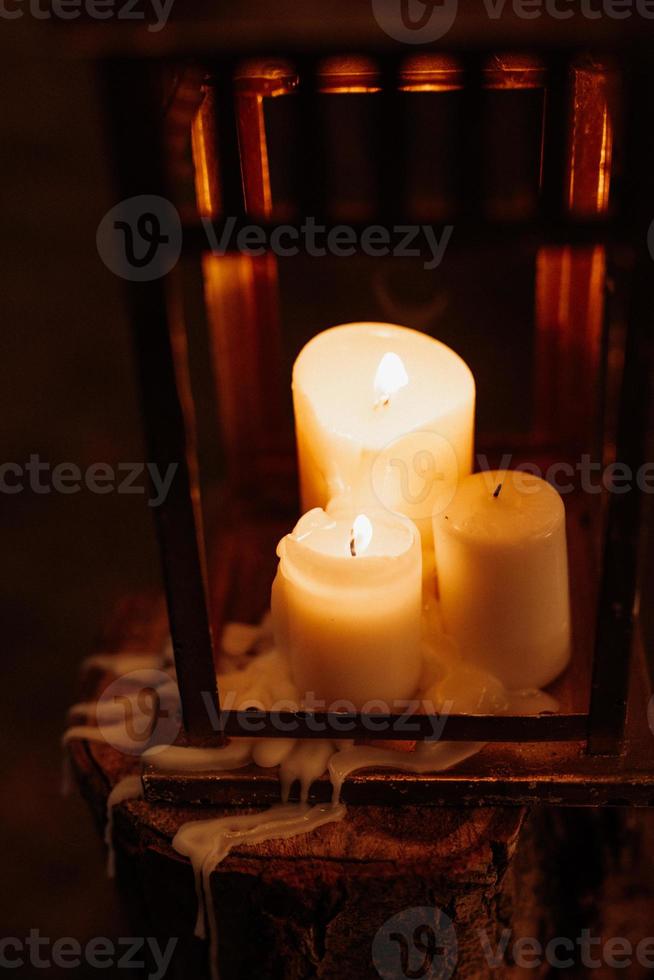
[68,483,654,815]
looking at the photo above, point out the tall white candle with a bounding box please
[292,323,475,553]
[271,502,422,709]
[433,470,571,690]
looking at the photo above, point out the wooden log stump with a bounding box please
[71,715,538,980]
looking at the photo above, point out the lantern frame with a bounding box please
[89,18,654,807]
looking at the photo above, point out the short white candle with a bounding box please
[433,470,571,690]
[292,322,475,553]
[271,502,422,710]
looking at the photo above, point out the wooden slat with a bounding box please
[458,53,484,220]
[220,710,587,742]
[143,767,654,809]
[378,55,404,220]
[101,60,219,739]
[212,61,247,218]
[587,60,654,755]
[296,56,326,219]
[540,55,570,220]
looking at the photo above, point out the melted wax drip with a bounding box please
[172,803,346,980]
[105,775,144,878]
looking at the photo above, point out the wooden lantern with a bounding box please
[89,15,654,809]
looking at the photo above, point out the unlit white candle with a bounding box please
[433,470,571,690]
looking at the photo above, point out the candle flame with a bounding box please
[350,514,373,557]
[374,351,408,406]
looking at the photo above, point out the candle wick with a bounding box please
[349,531,357,557]
[493,483,503,498]
[374,393,390,410]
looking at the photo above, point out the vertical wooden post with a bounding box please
[587,59,654,755]
[101,59,219,740]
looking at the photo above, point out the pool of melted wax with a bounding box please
[63,668,179,754]
[192,610,560,801]
[65,612,560,804]
[141,616,561,814]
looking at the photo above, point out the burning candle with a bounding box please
[271,501,422,709]
[433,470,571,690]
[292,323,475,554]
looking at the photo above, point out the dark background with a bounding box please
[0,21,160,960]
[2,10,654,978]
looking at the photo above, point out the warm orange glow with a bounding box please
[235,59,297,98]
[232,53,546,97]
[567,60,616,216]
[400,53,544,93]
[595,105,612,213]
[242,94,273,218]
[191,89,220,218]
[533,61,617,451]
[318,56,380,94]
